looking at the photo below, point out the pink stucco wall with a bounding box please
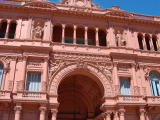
[0,0,159,120]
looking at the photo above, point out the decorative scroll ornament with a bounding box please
[49,60,70,79]
[32,22,44,40]
[116,31,126,47]
[0,56,11,67]
[75,60,87,69]
[96,63,113,74]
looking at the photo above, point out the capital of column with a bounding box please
[22,56,28,61]
[139,65,144,69]
[118,109,126,116]
[62,24,65,29]
[102,111,112,118]
[14,106,22,114]
[131,63,136,68]
[73,25,77,30]
[43,57,49,62]
[113,111,118,118]
[113,62,118,67]
[85,26,88,31]
[139,109,145,116]
[51,109,58,117]
[96,28,99,32]
[11,56,17,61]
[39,107,47,114]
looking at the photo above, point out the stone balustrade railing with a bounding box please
[16,91,47,100]
[144,96,160,103]
[116,95,144,102]
[0,90,11,100]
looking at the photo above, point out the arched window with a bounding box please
[138,34,143,50]
[0,63,4,90]
[145,36,150,50]
[8,23,16,39]
[0,22,7,38]
[152,36,158,51]
[149,72,160,96]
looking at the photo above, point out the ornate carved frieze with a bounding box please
[118,65,131,74]
[51,52,110,62]
[28,61,42,68]
[133,86,140,95]
[17,80,25,91]
[23,50,49,56]
[115,85,120,95]
[41,81,47,92]
[0,56,11,67]
[75,60,88,70]
[8,80,13,91]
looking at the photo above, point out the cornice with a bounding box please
[0,2,159,27]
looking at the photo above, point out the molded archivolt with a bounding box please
[48,63,114,97]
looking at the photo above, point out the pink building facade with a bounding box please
[0,0,160,120]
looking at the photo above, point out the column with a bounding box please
[50,24,53,42]
[131,63,139,95]
[113,111,119,120]
[113,62,120,95]
[42,57,48,92]
[62,24,65,43]
[148,34,154,51]
[14,106,22,120]
[109,25,116,47]
[95,28,99,46]
[26,17,32,39]
[102,111,111,120]
[51,109,58,120]
[1,68,8,90]
[156,32,160,51]
[5,20,10,39]
[106,28,109,47]
[118,109,125,120]
[3,108,10,120]
[39,107,47,120]
[139,108,145,120]
[134,30,139,49]
[142,34,147,50]
[139,65,145,95]
[85,26,88,45]
[19,56,28,91]
[73,25,77,44]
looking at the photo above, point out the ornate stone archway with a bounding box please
[48,60,114,97]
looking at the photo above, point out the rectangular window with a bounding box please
[26,73,41,92]
[0,68,3,90]
[150,80,160,96]
[120,78,131,95]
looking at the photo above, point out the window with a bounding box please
[138,35,143,50]
[26,73,41,92]
[120,78,131,95]
[149,72,160,96]
[0,63,3,90]
[8,23,16,39]
[145,36,150,50]
[0,22,7,38]
[152,37,158,51]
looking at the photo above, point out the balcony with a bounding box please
[15,91,48,103]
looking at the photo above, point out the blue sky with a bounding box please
[49,0,160,16]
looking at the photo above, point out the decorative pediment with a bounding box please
[106,11,134,19]
[24,2,58,10]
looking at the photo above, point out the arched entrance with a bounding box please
[57,74,103,120]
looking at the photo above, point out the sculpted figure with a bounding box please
[32,22,43,40]
[116,30,126,46]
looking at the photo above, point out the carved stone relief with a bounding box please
[32,22,44,40]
